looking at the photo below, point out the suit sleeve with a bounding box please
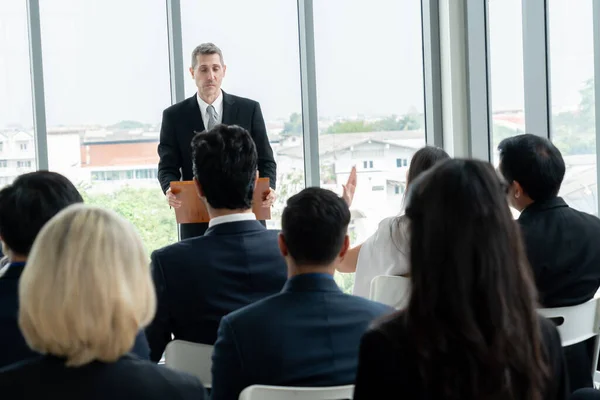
[353,329,414,399]
[157,109,182,194]
[250,102,277,190]
[144,252,172,362]
[210,317,246,400]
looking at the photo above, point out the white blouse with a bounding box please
[353,215,410,298]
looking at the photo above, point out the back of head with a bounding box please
[404,159,548,399]
[192,124,258,209]
[498,133,565,202]
[0,171,83,257]
[406,146,450,185]
[281,187,350,267]
[19,205,156,367]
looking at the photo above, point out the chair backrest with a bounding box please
[164,340,214,388]
[538,296,600,377]
[369,275,411,309]
[238,384,354,400]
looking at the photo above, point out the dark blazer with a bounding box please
[518,197,600,308]
[519,197,600,390]
[210,273,394,400]
[353,315,568,400]
[0,262,151,369]
[157,91,277,193]
[145,220,287,362]
[0,354,206,400]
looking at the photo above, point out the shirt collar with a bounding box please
[208,212,256,228]
[196,90,223,117]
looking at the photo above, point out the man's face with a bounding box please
[190,54,226,102]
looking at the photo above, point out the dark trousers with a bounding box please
[179,220,267,240]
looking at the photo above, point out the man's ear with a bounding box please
[278,233,289,257]
[193,177,205,198]
[189,66,195,78]
[222,64,227,77]
[338,235,350,259]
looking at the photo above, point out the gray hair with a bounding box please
[191,43,224,68]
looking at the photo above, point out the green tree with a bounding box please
[282,112,302,135]
[79,184,177,256]
[325,112,422,134]
[325,120,372,134]
[109,120,151,130]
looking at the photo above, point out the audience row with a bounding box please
[0,125,599,399]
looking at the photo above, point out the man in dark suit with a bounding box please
[0,172,151,369]
[498,133,600,390]
[158,42,277,239]
[146,125,287,362]
[210,187,394,400]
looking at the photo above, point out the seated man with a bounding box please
[210,187,394,400]
[498,134,600,390]
[145,125,287,361]
[0,171,150,368]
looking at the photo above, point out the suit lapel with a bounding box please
[222,91,238,125]
[187,94,206,133]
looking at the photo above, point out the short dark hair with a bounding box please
[281,187,350,267]
[191,43,224,68]
[407,146,450,186]
[0,171,83,256]
[192,124,257,210]
[498,134,565,201]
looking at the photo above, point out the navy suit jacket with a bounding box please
[210,273,394,400]
[0,262,150,369]
[145,220,288,361]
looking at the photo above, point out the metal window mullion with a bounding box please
[297,0,320,188]
[166,0,185,105]
[26,0,49,170]
[464,0,492,161]
[522,0,551,138]
[421,0,444,148]
[593,0,600,216]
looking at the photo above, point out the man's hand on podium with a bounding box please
[166,188,182,208]
[342,166,357,208]
[262,188,277,208]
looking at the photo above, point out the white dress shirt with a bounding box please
[197,91,224,129]
[208,212,256,228]
[353,215,410,298]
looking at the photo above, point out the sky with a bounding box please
[0,0,595,129]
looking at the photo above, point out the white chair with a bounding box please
[164,340,214,388]
[369,275,411,309]
[238,384,354,400]
[538,296,600,384]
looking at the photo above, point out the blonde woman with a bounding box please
[0,205,206,399]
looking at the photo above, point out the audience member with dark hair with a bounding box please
[0,172,150,368]
[499,133,600,390]
[0,205,206,399]
[572,389,600,400]
[353,159,568,400]
[146,124,287,361]
[210,187,393,400]
[337,146,450,298]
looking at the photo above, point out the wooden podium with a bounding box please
[170,178,272,223]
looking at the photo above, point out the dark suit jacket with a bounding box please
[353,315,568,400]
[519,197,600,391]
[157,91,277,193]
[210,273,394,400]
[145,220,287,361]
[0,354,206,400]
[0,262,150,369]
[519,197,600,308]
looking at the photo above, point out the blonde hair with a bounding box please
[19,204,156,366]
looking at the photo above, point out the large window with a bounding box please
[181,0,304,230]
[548,0,597,215]
[313,0,425,292]
[39,0,175,253]
[0,1,36,186]
[488,0,525,164]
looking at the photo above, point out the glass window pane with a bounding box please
[0,1,37,186]
[40,0,176,253]
[549,0,597,215]
[181,0,304,230]
[489,0,526,165]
